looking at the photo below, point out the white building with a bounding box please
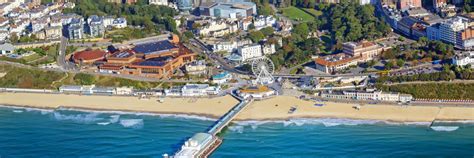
[262,43,276,55]
[439,16,470,45]
[359,0,371,5]
[115,87,134,95]
[212,39,251,53]
[112,17,127,28]
[0,43,15,55]
[174,133,217,158]
[320,91,413,103]
[181,84,220,97]
[452,51,474,67]
[237,44,262,61]
[0,31,8,42]
[197,20,238,37]
[31,18,50,33]
[102,16,114,27]
[149,0,168,6]
[254,15,276,30]
[237,85,276,99]
[185,60,207,75]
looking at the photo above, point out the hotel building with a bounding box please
[314,54,361,74]
[343,41,384,62]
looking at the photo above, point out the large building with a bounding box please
[237,44,262,61]
[440,16,470,47]
[87,15,105,37]
[72,49,108,64]
[314,54,361,74]
[99,35,197,79]
[343,41,384,62]
[199,1,256,19]
[174,133,220,158]
[67,18,84,40]
[456,27,474,50]
[320,90,413,103]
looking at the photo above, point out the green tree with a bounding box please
[248,31,265,42]
[260,27,275,36]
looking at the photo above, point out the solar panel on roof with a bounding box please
[132,40,177,55]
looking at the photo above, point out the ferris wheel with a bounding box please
[251,57,275,85]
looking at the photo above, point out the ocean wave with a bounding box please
[234,118,433,130]
[119,119,144,129]
[97,122,111,126]
[430,126,459,132]
[53,112,104,124]
[109,115,121,123]
[12,110,23,113]
[50,107,216,122]
[228,125,244,133]
[0,105,53,114]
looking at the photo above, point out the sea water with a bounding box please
[0,106,473,157]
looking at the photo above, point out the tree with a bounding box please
[293,22,309,40]
[260,27,275,36]
[384,60,394,70]
[248,31,265,42]
[396,59,405,67]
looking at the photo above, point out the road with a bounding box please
[190,38,249,75]
[57,36,78,71]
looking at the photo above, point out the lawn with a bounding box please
[105,27,156,43]
[280,6,315,22]
[303,8,322,17]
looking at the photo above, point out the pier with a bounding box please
[171,94,251,158]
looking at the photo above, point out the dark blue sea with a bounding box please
[0,106,473,157]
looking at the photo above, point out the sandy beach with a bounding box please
[236,96,474,122]
[0,92,238,118]
[1,93,474,122]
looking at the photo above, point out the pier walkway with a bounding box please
[171,94,252,158]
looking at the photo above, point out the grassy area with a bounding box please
[280,6,315,22]
[0,64,65,89]
[377,83,474,100]
[0,45,59,66]
[0,64,183,90]
[105,27,156,43]
[302,8,322,17]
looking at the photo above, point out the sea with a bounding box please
[0,105,473,158]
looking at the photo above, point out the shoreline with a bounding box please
[1,93,474,123]
[3,104,474,126]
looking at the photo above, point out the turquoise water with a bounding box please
[0,106,473,157]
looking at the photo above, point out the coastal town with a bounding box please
[0,0,473,157]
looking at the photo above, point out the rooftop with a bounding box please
[134,56,174,67]
[72,49,108,61]
[132,40,177,55]
[109,50,136,59]
[240,85,272,93]
[314,53,360,67]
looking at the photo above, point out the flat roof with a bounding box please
[134,56,173,67]
[110,50,135,58]
[132,40,177,55]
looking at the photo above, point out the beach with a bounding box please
[1,93,474,122]
[0,92,238,118]
[236,96,474,122]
